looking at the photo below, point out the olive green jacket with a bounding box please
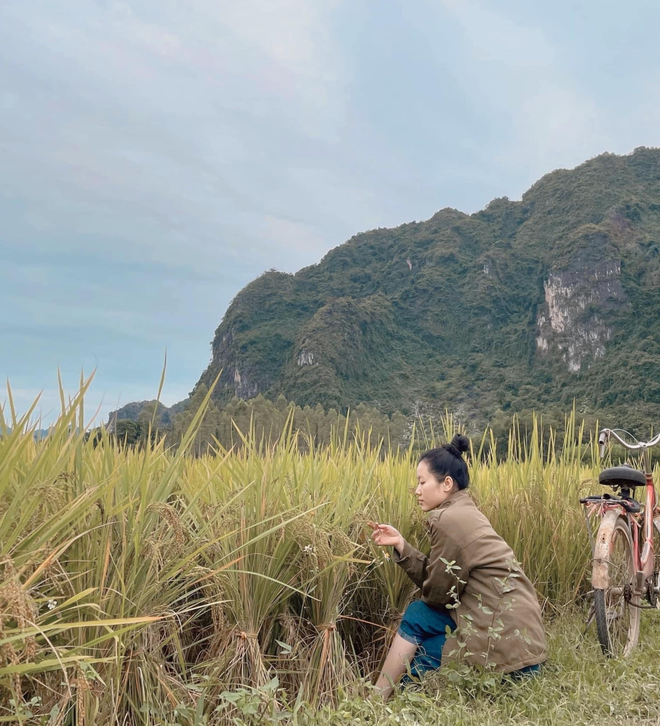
[393,489,547,673]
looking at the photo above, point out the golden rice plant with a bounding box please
[0,378,627,723]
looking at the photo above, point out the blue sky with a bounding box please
[2,0,660,426]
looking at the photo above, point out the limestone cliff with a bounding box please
[536,259,628,372]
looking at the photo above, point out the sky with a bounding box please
[2,0,660,426]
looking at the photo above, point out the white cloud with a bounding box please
[256,214,329,261]
[433,0,613,192]
[0,0,351,275]
[217,0,345,125]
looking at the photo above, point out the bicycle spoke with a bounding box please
[604,525,634,655]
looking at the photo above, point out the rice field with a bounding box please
[0,380,652,724]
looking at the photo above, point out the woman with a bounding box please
[371,434,546,698]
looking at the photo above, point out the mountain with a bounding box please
[107,400,171,425]
[106,399,188,428]
[185,148,660,429]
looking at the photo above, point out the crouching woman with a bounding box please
[372,435,547,698]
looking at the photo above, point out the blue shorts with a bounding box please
[397,600,456,677]
[397,600,544,679]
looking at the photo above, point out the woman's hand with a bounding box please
[369,522,404,555]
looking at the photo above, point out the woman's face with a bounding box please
[415,459,456,512]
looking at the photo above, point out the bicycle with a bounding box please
[580,428,660,657]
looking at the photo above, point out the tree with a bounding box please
[114,419,141,446]
[173,384,221,456]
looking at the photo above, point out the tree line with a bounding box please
[104,386,635,461]
[109,385,411,456]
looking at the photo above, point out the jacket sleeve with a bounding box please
[393,514,469,608]
[392,539,428,589]
[421,520,468,609]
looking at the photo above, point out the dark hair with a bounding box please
[418,434,470,490]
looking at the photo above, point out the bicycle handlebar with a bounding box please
[599,428,660,458]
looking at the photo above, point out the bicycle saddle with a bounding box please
[599,465,646,489]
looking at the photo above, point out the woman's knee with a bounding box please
[398,600,446,644]
[398,601,428,644]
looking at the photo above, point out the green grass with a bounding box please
[279,614,660,726]
[207,613,660,726]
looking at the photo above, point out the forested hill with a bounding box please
[179,149,660,431]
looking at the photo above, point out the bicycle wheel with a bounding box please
[653,513,660,609]
[593,515,640,657]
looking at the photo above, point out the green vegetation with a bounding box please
[109,389,606,463]
[110,389,411,456]
[4,382,659,724]
[188,148,660,435]
[231,617,660,726]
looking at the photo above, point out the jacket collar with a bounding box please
[433,487,469,513]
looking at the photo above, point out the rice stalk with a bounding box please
[0,380,627,722]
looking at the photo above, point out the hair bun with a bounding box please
[449,434,470,456]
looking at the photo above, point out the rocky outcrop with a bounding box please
[536,259,627,372]
[232,367,260,398]
[297,349,315,366]
[196,324,269,400]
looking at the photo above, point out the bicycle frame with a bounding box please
[596,428,660,590]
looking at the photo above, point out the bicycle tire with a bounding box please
[653,514,660,609]
[593,516,640,657]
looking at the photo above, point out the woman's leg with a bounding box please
[375,600,455,699]
[374,634,418,699]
